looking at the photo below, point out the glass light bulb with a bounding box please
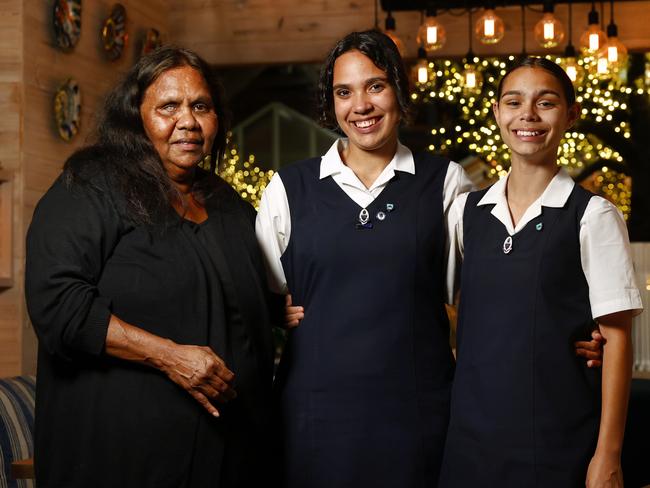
[412,58,431,85]
[475,9,505,45]
[562,57,584,85]
[534,12,565,48]
[417,16,447,53]
[596,36,628,75]
[462,66,483,92]
[418,65,429,84]
[580,24,607,54]
[597,56,609,75]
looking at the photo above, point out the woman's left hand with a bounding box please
[586,452,624,487]
[575,329,605,368]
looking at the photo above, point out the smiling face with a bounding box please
[140,65,218,182]
[493,66,579,167]
[332,50,401,157]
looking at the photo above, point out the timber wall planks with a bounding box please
[0,0,24,377]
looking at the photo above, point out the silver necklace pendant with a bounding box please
[358,208,370,225]
[503,235,513,254]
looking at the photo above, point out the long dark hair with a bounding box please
[497,57,576,106]
[64,46,230,225]
[317,30,413,128]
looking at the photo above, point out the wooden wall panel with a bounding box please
[169,0,650,65]
[0,0,24,378]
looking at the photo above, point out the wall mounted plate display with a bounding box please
[53,0,82,52]
[53,79,81,142]
[142,28,162,55]
[101,4,128,61]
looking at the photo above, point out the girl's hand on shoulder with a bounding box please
[586,452,624,488]
[285,294,304,328]
[575,329,605,368]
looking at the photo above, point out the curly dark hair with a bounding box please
[317,30,413,129]
[64,46,231,225]
[497,56,577,106]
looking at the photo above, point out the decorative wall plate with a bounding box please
[53,79,81,142]
[142,28,162,55]
[101,4,128,61]
[53,0,82,51]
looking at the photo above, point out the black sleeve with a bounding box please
[25,175,124,360]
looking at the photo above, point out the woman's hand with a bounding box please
[586,452,624,488]
[284,294,304,329]
[575,329,605,368]
[105,315,236,417]
[158,343,236,417]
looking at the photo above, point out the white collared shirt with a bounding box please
[256,139,473,294]
[447,168,643,319]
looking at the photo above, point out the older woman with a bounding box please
[25,47,277,487]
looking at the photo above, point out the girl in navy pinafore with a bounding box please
[256,31,472,487]
[439,58,642,487]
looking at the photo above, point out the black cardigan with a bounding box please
[25,166,278,487]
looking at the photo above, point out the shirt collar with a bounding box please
[477,166,575,208]
[319,138,415,180]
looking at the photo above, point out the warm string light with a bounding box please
[218,138,274,209]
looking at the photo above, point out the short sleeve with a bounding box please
[580,196,643,319]
[25,175,124,359]
[255,173,291,294]
[442,162,473,304]
[445,192,470,304]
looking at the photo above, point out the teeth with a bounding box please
[516,130,542,137]
[354,119,376,128]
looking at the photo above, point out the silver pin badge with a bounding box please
[386,203,395,212]
[358,208,370,225]
[503,236,513,254]
[376,211,386,221]
[536,222,543,231]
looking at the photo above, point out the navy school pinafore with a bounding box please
[439,183,600,487]
[275,153,454,488]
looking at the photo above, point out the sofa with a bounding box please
[0,376,35,488]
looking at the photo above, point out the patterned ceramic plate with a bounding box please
[54,79,81,142]
[53,0,82,51]
[142,28,162,55]
[101,4,128,61]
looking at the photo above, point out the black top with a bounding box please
[275,153,454,488]
[440,184,598,487]
[25,165,278,488]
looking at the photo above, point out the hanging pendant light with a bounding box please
[413,46,434,85]
[417,3,447,53]
[464,10,483,92]
[579,2,607,54]
[384,11,405,57]
[475,3,505,45]
[561,1,585,84]
[534,1,565,49]
[564,44,585,84]
[597,1,628,74]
